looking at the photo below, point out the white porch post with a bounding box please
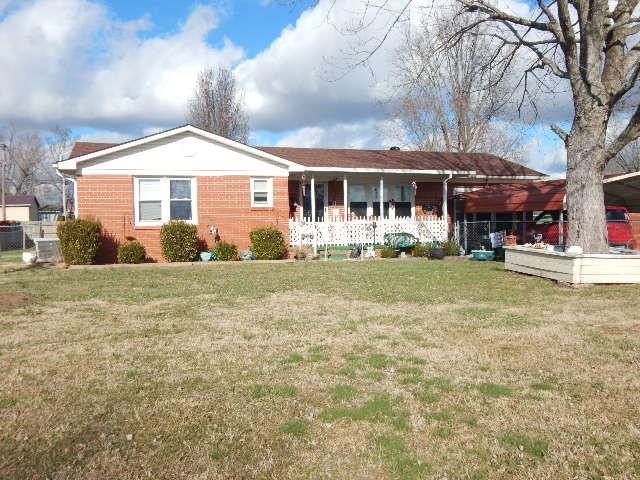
[442,174,452,237]
[379,176,384,219]
[298,179,304,220]
[311,175,317,254]
[343,176,348,221]
[311,175,316,222]
[61,175,67,217]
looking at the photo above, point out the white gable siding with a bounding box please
[79,133,289,177]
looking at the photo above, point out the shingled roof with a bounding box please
[258,147,542,177]
[68,142,118,159]
[457,180,566,213]
[68,141,544,178]
[5,194,40,207]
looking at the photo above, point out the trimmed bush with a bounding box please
[56,218,102,265]
[117,241,146,264]
[160,220,198,262]
[413,243,430,257]
[213,241,238,261]
[380,245,397,258]
[249,226,287,260]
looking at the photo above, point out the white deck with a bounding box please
[288,217,448,247]
[504,246,640,284]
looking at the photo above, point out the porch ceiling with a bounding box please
[288,171,466,183]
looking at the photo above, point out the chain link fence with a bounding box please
[0,222,58,262]
[456,220,564,252]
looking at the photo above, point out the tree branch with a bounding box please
[551,123,569,142]
[606,105,640,161]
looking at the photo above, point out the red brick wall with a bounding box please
[76,175,290,263]
[197,176,289,251]
[415,182,443,216]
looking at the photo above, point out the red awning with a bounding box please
[458,180,566,213]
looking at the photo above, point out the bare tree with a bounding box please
[187,67,250,143]
[448,0,640,253]
[611,139,640,173]
[2,127,46,195]
[388,12,524,160]
[0,125,73,205]
[298,0,640,253]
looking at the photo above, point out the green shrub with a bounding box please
[249,226,287,260]
[380,245,397,258]
[213,241,238,261]
[160,221,198,262]
[443,240,460,256]
[413,243,430,257]
[56,218,102,265]
[117,241,146,264]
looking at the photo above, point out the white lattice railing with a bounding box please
[288,217,448,247]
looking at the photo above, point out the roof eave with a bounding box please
[296,167,476,175]
[603,171,640,183]
[457,174,548,180]
[58,125,303,172]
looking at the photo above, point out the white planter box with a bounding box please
[504,245,640,284]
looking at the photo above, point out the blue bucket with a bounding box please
[471,250,495,261]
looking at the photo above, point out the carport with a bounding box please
[456,180,567,247]
[459,180,565,213]
[457,176,640,247]
[604,172,640,244]
[603,172,640,212]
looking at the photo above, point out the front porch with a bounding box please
[288,216,449,248]
[287,172,454,247]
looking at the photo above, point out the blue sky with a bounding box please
[0,0,568,175]
[105,0,315,56]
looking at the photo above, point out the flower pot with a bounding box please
[199,251,213,262]
[429,247,445,259]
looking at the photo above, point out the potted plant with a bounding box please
[429,241,445,260]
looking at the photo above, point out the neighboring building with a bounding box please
[56,125,545,262]
[2,195,40,222]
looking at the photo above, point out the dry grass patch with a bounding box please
[1,261,639,478]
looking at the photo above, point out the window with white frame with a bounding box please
[393,184,413,218]
[169,179,192,220]
[135,177,196,225]
[138,179,162,222]
[251,177,273,207]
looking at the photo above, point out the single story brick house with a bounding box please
[56,125,545,262]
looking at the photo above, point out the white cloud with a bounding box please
[235,0,400,132]
[0,0,575,161]
[521,136,567,176]
[275,119,395,149]
[76,129,132,143]
[0,0,244,129]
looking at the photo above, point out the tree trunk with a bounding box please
[565,108,609,253]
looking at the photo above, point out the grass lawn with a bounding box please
[0,248,23,264]
[1,260,639,479]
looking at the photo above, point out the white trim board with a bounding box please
[57,125,302,173]
[73,132,290,177]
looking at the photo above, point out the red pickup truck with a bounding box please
[528,205,636,248]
